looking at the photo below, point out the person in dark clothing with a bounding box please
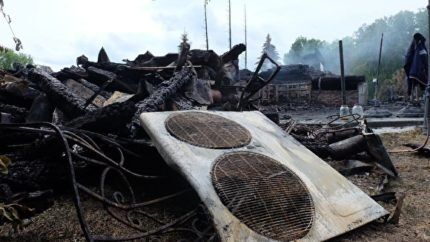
[404,33,428,101]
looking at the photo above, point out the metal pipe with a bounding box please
[244,4,247,69]
[204,0,209,50]
[228,0,232,50]
[424,86,429,130]
[339,40,346,105]
[374,33,384,102]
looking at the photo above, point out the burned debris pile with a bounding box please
[0,41,253,240]
[0,39,402,241]
[284,116,398,177]
[283,115,402,199]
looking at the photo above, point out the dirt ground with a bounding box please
[0,129,429,241]
[332,129,430,242]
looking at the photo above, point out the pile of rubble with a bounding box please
[0,40,282,240]
[0,38,405,241]
[1,41,251,131]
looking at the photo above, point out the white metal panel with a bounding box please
[140,111,388,241]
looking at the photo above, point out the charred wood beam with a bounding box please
[189,49,221,71]
[141,53,179,67]
[66,80,154,133]
[125,66,197,71]
[54,66,89,81]
[301,142,331,158]
[220,43,246,64]
[116,66,203,86]
[124,51,154,66]
[66,95,141,133]
[87,66,135,94]
[77,55,125,73]
[325,128,361,144]
[78,54,172,77]
[328,135,366,160]
[133,66,195,118]
[87,66,117,80]
[28,69,95,119]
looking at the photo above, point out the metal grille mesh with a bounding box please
[212,152,314,241]
[165,112,252,149]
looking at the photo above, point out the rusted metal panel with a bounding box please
[140,111,388,241]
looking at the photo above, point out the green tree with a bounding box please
[258,34,280,70]
[283,37,326,69]
[0,46,33,70]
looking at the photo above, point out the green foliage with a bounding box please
[284,36,326,66]
[0,49,33,70]
[258,34,280,70]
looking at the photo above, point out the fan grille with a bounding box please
[165,112,251,149]
[212,152,314,241]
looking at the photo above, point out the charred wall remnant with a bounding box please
[258,64,366,106]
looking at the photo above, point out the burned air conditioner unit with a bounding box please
[140,111,388,241]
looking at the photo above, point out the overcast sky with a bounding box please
[0,0,426,70]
